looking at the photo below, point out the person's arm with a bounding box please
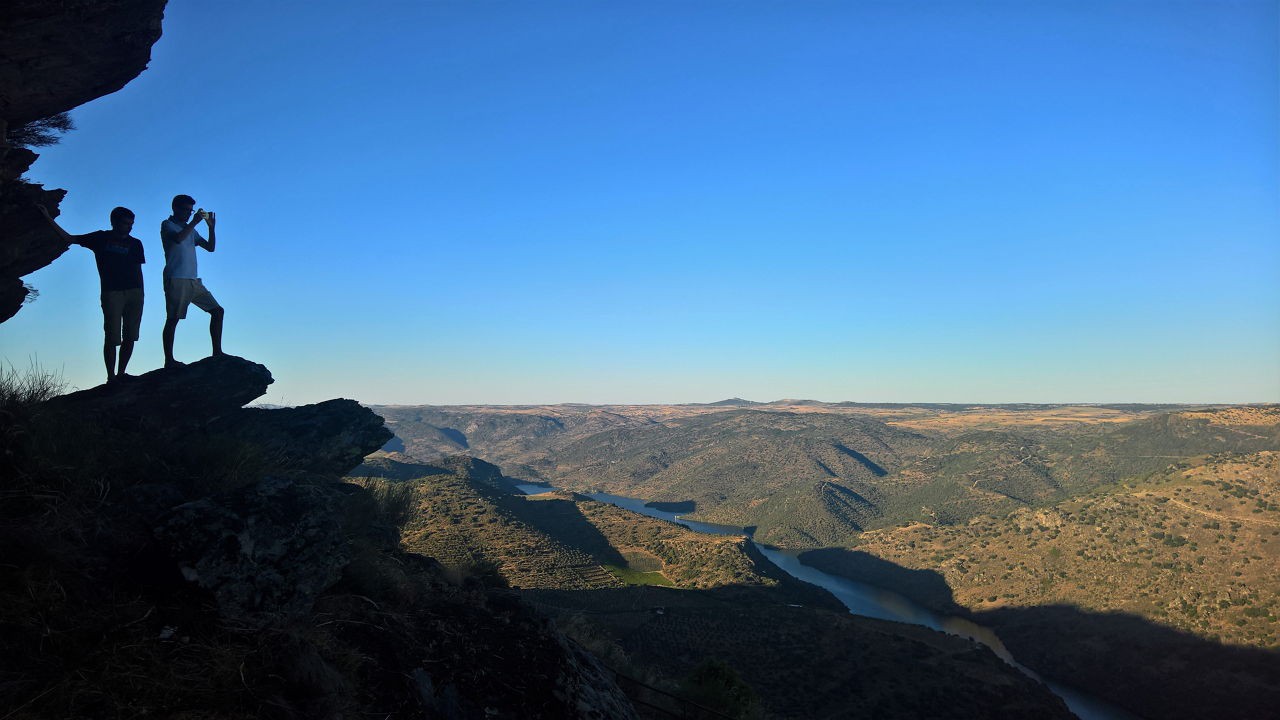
[196,211,216,252]
[36,205,97,246]
[163,211,208,247]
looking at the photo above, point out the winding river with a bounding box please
[515,484,1139,720]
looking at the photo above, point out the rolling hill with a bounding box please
[347,452,1074,720]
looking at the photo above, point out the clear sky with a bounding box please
[3,0,1277,405]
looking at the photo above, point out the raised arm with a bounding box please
[196,211,216,252]
[163,209,208,247]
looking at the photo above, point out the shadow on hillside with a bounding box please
[522,583,1076,720]
[799,548,962,614]
[978,603,1280,720]
[436,426,469,448]
[832,443,888,476]
[797,548,1280,720]
[498,493,629,568]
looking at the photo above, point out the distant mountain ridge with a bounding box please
[372,403,1280,546]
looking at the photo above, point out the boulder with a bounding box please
[157,477,351,623]
[222,399,393,478]
[40,354,274,430]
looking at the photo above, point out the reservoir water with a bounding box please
[515,483,1138,720]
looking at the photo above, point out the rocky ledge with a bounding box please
[4,355,637,718]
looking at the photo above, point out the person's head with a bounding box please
[109,207,135,234]
[172,194,196,221]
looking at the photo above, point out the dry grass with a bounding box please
[847,451,1280,648]
[888,406,1146,431]
[0,361,66,413]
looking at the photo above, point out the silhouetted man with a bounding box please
[40,205,145,383]
[161,194,224,368]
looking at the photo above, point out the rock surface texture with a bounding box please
[158,477,353,623]
[42,354,276,429]
[1,0,167,125]
[0,0,167,322]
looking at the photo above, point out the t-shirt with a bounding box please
[77,230,145,292]
[160,218,205,279]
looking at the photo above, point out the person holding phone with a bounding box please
[161,194,224,368]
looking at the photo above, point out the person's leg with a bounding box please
[189,281,224,358]
[163,316,181,367]
[163,279,186,368]
[118,289,142,377]
[118,340,135,376]
[101,291,124,382]
[210,307,224,356]
[103,342,116,382]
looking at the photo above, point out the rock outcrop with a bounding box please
[42,354,275,429]
[5,356,639,718]
[1,1,167,125]
[224,400,395,477]
[0,0,167,322]
[158,477,354,623]
[0,147,67,321]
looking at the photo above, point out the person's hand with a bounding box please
[205,211,216,228]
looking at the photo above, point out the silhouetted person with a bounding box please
[40,205,145,383]
[161,194,224,368]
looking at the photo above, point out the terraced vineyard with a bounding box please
[353,454,808,593]
[358,457,624,590]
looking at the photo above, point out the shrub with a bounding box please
[680,658,762,720]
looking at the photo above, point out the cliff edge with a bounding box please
[1,356,637,718]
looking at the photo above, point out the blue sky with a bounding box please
[4,1,1277,405]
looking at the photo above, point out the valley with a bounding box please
[369,401,1280,718]
[350,453,1075,719]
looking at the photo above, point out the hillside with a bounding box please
[374,402,1280,545]
[803,449,1280,719]
[371,402,1280,718]
[351,453,1075,720]
[354,453,848,599]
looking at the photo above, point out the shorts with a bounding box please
[101,288,144,346]
[164,277,222,320]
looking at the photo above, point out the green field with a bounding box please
[604,564,674,586]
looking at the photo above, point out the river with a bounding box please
[515,483,1139,720]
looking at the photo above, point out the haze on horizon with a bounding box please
[3,1,1277,407]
